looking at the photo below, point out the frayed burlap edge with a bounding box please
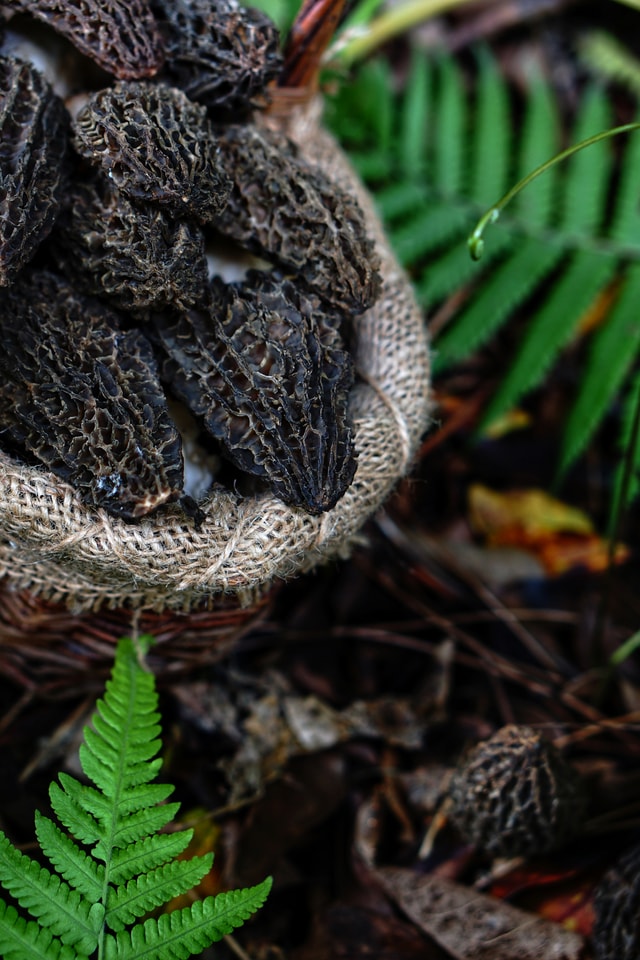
[0,99,432,613]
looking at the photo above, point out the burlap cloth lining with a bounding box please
[0,100,432,613]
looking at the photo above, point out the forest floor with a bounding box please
[2,1,640,958]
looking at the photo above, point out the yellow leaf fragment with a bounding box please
[468,485,629,575]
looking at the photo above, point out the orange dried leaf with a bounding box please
[468,485,628,575]
[469,485,594,540]
[482,408,532,439]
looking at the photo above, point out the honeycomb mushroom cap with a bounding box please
[449,725,586,858]
[593,845,640,960]
[0,271,184,520]
[72,81,231,222]
[152,0,282,116]
[0,0,165,79]
[0,55,69,286]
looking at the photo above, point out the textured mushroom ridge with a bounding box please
[593,844,640,960]
[1,0,165,79]
[153,270,357,514]
[152,0,281,115]
[53,174,210,313]
[448,725,585,857]
[72,81,231,222]
[215,122,382,316]
[0,55,69,286]
[0,271,184,520]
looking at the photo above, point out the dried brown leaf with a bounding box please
[377,867,587,960]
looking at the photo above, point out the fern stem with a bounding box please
[334,0,479,66]
[468,122,640,260]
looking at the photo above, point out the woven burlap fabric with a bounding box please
[0,100,432,613]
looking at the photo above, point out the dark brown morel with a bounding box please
[214,123,382,317]
[448,725,585,858]
[53,175,210,313]
[0,56,69,286]
[152,0,281,116]
[72,81,231,222]
[1,0,165,79]
[593,845,640,960]
[0,271,184,520]
[154,270,357,513]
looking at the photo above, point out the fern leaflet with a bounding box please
[326,47,640,503]
[0,636,271,959]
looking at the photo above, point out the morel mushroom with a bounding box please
[593,844,640,960]
[0,56,69,286]
[153,270,357,514]
[448,725,585,858]
[72,81,231,222]
[0,271,185,520]
[214,123,382,317]
[152,0,282,116]
[53,174,210,314]
[0,0,165,79]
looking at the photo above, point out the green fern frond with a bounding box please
[610,371,640,535]
[34,814,104,902]
[0,832,102,953]
[513,70,559,225]
[480,250,618,430]
[433,56,466,197]
[560,263,640,474]
[106,856,214,931]
[0,636,271,959]
[108,832,195,887]
[399,48,430,179]
[0,901,81,960]
[558,87,612,233]
[469,48,510,204]
[327,47,640,488]
[107,881,273,960]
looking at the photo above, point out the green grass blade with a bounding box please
[480,248,618,429]
[560,262,640,473]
